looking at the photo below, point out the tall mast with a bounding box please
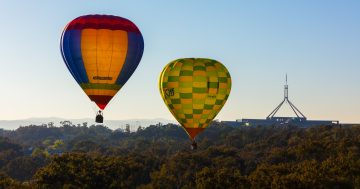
[284,74,288,99]
[267,74,307,120]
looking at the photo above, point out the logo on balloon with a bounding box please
[165,88,175,97]
[93,76,113,80]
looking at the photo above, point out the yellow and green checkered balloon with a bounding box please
[159,58,232,139]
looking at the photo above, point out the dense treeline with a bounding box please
[0,122,359,189]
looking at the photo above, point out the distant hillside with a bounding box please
[0,117,176,130]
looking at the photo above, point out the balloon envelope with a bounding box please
[61,15,144,109]
[159,58,231,139]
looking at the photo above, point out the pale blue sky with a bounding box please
[0,1,359,123]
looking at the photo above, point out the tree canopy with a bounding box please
[0,122,359,188]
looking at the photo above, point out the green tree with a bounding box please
[34,153,154,189]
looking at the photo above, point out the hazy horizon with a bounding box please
[0,1,359,123]
[0,117,178,130]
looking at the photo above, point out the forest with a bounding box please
[0,121,359,189]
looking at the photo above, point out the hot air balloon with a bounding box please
[60,15,144,123]
[159,58,231,149]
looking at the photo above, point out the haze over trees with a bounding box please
[0,122,359,189]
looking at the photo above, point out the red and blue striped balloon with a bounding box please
[61,15,144,110]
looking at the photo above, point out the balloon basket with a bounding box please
[191,140,197,150]
[95,111,104,123]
